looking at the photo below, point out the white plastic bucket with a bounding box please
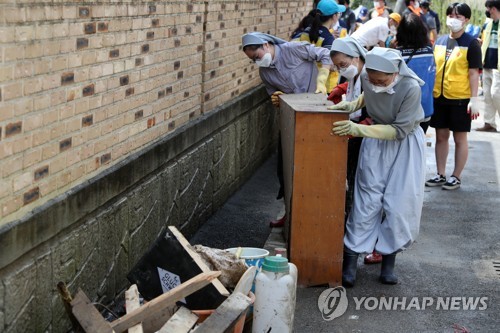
[226,247,269,268]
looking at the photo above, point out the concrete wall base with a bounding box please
[0,86,277,332]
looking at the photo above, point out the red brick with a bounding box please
[34,165,49,181]
[23,187,40,205]
[59,137,72,152]
[79,7,90,18]
[84,22,96,34]
[5,121,22,137]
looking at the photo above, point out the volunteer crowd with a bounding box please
[241,0,500,287]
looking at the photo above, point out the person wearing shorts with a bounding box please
[426,2,482,190]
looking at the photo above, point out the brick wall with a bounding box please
[0,0,310,226]
[0,1,311,332]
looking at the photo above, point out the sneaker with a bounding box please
[442,175,461,190]
[425,174,446,187]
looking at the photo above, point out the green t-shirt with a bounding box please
[484,20,498,69]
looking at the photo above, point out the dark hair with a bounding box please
[396,12,430,48]
[291,9,334,44]
[291,9,315,38]
[242,44,262,52]
[446,2,472,19]
[486,0,500,11]
[338,0,349,5]
[420,1,430,9]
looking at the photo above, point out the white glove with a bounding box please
[467,97,480,120]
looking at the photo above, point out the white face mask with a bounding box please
[339,64,359,80]
[367,74,399,94]
[414,1,420,9]
[446,17,464,33]
[389,25,397,35]
[255,52,272,67]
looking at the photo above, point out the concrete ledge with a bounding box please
[0,85,271,270]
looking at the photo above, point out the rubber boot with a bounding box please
[342,248,359,288]
[379,253,398,285]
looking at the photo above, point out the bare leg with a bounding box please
[435,128,450,176]
[451,131,468,179]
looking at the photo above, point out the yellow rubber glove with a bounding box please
[332,121,397,140]
[315,67,329,94]
[327,93,365,113]
[271,91,284,107]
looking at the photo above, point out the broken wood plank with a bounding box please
[127,227,228,310]
[168,226,230,297]
[194,292,252,333]
[70,289,115,333]
[125,284,143,333]
[111,271,221,333]
[57,281,84,332]
[141,304,176,333]
[157,307,198,333]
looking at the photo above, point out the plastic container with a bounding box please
[226,247,269,295]
[225,247,269,268]
[252,256,298,333]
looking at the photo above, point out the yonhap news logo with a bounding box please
[318,288,488,321]
[318,287,349,321]
[351,296,489,311]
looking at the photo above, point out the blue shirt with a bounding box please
[398,46,436,118]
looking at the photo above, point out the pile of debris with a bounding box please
[58,226,256,333]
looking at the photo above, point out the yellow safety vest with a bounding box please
[433,37,471,99]
[481,19,500,71]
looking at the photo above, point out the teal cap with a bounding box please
[262,256,290,273]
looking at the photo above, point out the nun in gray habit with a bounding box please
[330,47,426,287]
[242,32,333,98]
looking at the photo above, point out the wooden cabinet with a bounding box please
[280,93,349,287]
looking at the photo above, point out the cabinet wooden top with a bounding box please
[280,93,350,114]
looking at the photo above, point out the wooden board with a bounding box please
[112,271,220,333]
[71,289,115,333]
[280,93,349,287]
[127,226,228,310]
[194,292,251,333]
[158,307,198,333]
[168,226,229,297]
[125,285,143,333]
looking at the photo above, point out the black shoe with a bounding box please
[442,175,461,190]
[342,248,359,288]
[425,174,446,187]
[379,254,398,285]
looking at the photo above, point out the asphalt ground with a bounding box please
[190,97,500,332]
